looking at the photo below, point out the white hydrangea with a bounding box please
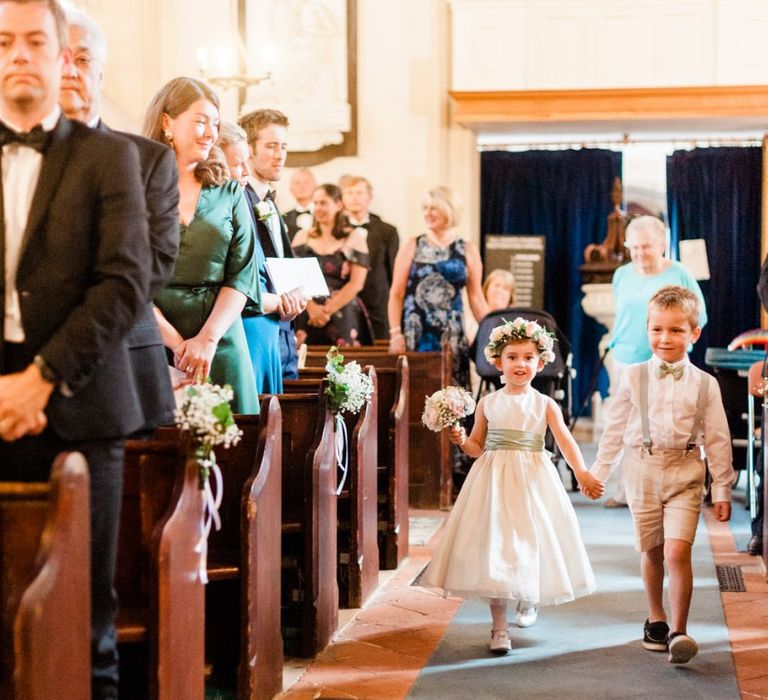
[174,382,243,452]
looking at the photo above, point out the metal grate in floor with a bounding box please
[716,564,747,592]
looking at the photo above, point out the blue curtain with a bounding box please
[480,149,622,409]
[666,147,762,364]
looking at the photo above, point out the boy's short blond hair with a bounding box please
[648,285,700,328]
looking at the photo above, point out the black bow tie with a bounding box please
[0,122,50,153]
[263,189,276,203]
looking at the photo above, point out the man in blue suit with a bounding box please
[239,108,300,379]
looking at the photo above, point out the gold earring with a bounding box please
[163,129,174,147]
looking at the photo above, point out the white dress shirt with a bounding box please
[250,178,284,257]
[591,354,734,502]
[2,105,61,341]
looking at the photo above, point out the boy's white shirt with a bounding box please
[591,354,734,502]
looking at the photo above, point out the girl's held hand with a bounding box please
[713,501,731,522]
[449,425,466,447]
[576,471,604,500]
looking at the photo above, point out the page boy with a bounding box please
[590,285,733,664]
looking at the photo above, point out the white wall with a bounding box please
[81,0,473,244]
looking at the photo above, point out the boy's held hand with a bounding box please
[576,471,605,500]
[713,501,731,522]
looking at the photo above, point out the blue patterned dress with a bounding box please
[402,234,470,390]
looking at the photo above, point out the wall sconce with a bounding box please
[196,35,275,91]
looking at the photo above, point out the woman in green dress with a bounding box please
[143,77,260,413]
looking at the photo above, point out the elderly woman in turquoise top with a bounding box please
[603,215,707,507]
[144,77,260,413]
[609,215,707,365]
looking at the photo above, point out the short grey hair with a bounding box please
[61,2,107,64]
[626,215,666,246]
[219,120,247,148]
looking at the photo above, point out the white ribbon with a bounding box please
[334,414,349,496]
[195,458,223,584]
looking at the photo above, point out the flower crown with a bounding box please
[484,317,557,365]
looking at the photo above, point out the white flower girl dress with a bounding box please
[422,387,595,606]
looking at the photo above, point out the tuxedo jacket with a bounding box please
[358,213,399,340]
[0,115,152,441]
[284,207,311,241]
[243,184,296,329]
[99,121,180,431]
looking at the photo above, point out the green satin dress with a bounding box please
[155,180,261,414]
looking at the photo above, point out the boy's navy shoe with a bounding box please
[668,632,698,664]
[642,619,669,651]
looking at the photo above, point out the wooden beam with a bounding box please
[450,85,768,126]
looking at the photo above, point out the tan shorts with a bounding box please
[622,447,706,552]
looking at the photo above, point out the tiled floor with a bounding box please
[279,508,768,700]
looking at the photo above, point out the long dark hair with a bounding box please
[309,183,351,240]
[142,77,227,187]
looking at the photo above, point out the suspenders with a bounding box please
[638,362,707,455]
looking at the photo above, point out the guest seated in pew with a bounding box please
[293,183,375,347]
[144,78,260,412]
[219,120,306,394]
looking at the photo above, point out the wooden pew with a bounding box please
[0,452,90,700]
[116,440,205,700]
[299,356,409,570]
[285,367,379,607]
[304,343,452,509]
[272,390,337,657]
[156,397,283,700]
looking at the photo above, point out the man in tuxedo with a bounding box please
[341,175,399,340]
[59,4,179,435]
[284,166,316,240]
[239,108,300,379]
[0,2,151,698]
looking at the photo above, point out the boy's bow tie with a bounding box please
[658,362,684,380]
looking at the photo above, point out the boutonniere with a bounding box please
[256,201,274,222]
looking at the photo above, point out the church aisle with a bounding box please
[279,481,768,699]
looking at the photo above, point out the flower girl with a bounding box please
[421,318,604,653]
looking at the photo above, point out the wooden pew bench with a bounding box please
[298,355,409,570]
[270,390,337,658]
[116,439,205,700]
[0,452,90,700]
[284,367,379,608]
[155,397,283,700]
[304,344,452,509]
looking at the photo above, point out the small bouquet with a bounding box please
[174,381,243,484]
[325,346,374,416]
[422,386,476,432]
[324,346,374,495]
[174,380,242,583]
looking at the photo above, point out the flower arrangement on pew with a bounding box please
[174,381,243,582]
[325,346,374,493]
[422,385,476,432]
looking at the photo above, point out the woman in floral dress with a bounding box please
[388,186,488,483]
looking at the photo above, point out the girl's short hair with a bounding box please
[422,186,462,229]
[647,285,700,328]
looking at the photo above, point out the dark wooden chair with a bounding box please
[285,367,380,607]
[305,343,451,509]
[273,390,337,657]
[155,397,284,700]
[0,452,91,700]
[116,440,205,700]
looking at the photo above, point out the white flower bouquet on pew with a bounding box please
[324,346,374,494]
[422,386,476,432]
[174,381,243,583]
[174,381,243,484]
